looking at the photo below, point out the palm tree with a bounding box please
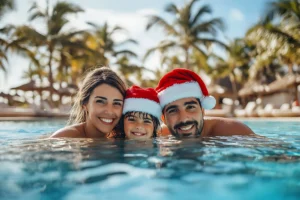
[87,21,138,66]
[7,0,84,101]
[248,0,300,75]
[0,0,15,19]
[214,39,251,107]
[0,0,15,73]
[144,0,226,69]
[30,0,84,90]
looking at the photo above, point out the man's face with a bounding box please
[163,97,204,138]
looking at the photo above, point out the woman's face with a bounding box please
[84,84,124,135]
[124,112,154,140]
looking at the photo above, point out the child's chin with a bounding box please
[130,135,151,140]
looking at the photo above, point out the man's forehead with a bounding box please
[164,97,199,110]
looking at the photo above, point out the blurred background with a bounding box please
[0,0,299,118]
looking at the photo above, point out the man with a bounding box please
[156,68,255,138]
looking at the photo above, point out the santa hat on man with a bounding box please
[155,68,216,110]
[123,85,162,119]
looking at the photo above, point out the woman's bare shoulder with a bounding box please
[50,123,85,138]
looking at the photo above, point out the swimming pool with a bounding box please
[0,119,299,200]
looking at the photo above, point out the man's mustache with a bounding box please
[174,120,198,130]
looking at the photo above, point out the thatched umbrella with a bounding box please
[56,86,78,104]
[11,81,58,108]
[0,92,11,99]
[11,80,57,93]
[207,84,230,108]
[266,74,299,93]
[265,74,300,102]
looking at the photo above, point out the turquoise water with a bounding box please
[0,119,299,200]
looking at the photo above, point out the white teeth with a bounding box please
[132,132,146,136]
[179,125,193,131]
[100,118,113,123]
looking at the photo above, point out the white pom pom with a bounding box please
[201,96,216,110]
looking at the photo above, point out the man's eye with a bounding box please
[167,109,176,114]
[187,105,195,110]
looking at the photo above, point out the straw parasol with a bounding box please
[11,80,58,93]
[265,74,300,94]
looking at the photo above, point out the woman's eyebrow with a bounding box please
[95,96,106,100]
[113,99,123,102]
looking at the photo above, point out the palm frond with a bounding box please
[146,15,178,36]
[191,4,212,26]
[165,3,179,15]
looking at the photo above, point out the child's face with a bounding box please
[124,112,154,140]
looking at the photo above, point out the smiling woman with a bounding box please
[50,66,127,138]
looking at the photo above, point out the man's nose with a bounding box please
[178,109,190,122]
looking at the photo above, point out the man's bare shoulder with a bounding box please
[204,117,255,136]
[50,123,85,138]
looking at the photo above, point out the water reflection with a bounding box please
[0,134,300,199]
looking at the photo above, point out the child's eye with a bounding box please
[127,116,135,121]
[144,119,152,124]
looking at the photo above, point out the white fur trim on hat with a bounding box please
[158,81,216,110]
[123,98,162,119]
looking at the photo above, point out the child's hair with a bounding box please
[117,111,160,139]
[68,66,127,126]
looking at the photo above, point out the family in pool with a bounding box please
[50,66,255,139]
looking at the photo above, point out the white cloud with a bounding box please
[229,8,244,21]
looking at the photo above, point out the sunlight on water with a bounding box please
[0,120,299,200]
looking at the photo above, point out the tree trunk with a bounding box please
[48,44,54,104]
[229,73,238,116]
[184,47,190,70]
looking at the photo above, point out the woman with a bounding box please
[50,67,127,138]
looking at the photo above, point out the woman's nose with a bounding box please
[104,104,115,115]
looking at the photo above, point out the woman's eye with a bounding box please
[114,102,123,106]
[96,100,104,104]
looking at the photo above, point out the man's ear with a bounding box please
[160,114,165,123]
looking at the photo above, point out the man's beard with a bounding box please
[169,119,204,138]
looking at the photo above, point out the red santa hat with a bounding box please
[155,68,216,110]
[123,85,161,119]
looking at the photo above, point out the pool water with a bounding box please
[0,119,299,200]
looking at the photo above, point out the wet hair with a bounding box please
[68,66,127,126]
[117,111,160,139]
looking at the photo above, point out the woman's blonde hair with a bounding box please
[68,66,127,126]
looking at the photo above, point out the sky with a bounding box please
[0,0,273,92]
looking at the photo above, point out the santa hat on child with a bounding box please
[155,68,216,110]
[123,85,162,119]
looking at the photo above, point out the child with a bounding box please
[120,85,161,140]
